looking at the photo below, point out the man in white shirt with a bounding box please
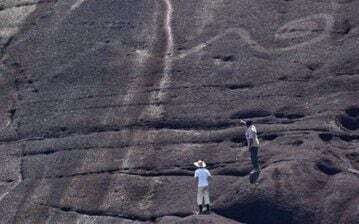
[240,119,261,173]
[194,160,211,214]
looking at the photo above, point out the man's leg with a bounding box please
[197,187,204,214]
[198,205,203,214]
[250,147,260,171]
[203,186,210,214]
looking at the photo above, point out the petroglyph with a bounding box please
[104,1,338,127]
[141,0,174,119]
[120,1,163,169]
[176,13,335,58]
[0,4,37,39]
[70,0,87,11]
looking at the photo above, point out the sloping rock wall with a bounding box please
[0,0,358,223]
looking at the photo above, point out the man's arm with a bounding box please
[237,120,247,160]
[248,138,254,148]
[239,119,246,126]
[247,127,255,149]
[207,170,212,181]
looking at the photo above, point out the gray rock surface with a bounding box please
[0,0,358,223]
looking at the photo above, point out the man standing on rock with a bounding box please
[194,160,211,214]
[240,119,261,174]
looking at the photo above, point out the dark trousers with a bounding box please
[249,146,260,171]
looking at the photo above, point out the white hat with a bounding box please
[194,160,206,168]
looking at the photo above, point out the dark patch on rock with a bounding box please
[3,179,15,183]
[333,19,352,35]
[215,168,250,177]
[289,140,303,146]
[274,106,306,120]
[230,110,272,120]
[345,106,359,117]
[339,134,359,142]
[261,134,279,141]
[214,55,236,62]
[143,119,234,130]
[337,115,358,130]
[59,127,68,132]
[346,152,358,161]
[278,76,287,81]
[316,159,341,176]
[274,112,305,120]
[306,63,323,71]
[231,135,246,144]
[216,199,294,224]
[319,133,333,142]
[225,83,254,90]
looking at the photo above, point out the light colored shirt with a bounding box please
[245,125,260,147]
[194,168,211,187]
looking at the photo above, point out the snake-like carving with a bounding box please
[175,13,335,59]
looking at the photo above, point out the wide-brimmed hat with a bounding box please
[194,160,206,168]
[240,119,253,126]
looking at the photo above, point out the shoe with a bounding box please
[205,205,211,214]
[198,205,203,214]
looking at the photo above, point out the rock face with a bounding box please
[0,0,359,223]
